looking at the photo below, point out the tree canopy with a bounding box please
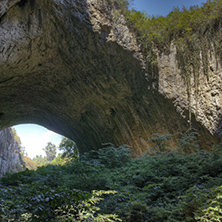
[43,142,57,162]
[59,137,79,159]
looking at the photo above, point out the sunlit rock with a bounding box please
[0,128,24,177]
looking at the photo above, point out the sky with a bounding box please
[13,124,62,159]
[13,0,207,159]
[131,0,206,17]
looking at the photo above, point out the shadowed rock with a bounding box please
[0,0,219,154]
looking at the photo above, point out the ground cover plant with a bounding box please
[1,130,222,221]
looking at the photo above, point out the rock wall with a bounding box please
[157,43,222,138]
[0,128,24,177]
[0,0,220,155]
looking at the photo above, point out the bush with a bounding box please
[1,132,222,221]
[0,169,35,186]
[0,184,121,221]
[195,186,222,222]
[59,137,79,160]
[82,143,132,168]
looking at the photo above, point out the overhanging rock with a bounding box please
[0,0,219,154]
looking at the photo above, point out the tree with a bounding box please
[11,128,26,169]
[11,128,28,156]
[43,142,57,162]
[32,155,49,167]
[59,137,79,159]
[23,156,37,170]
[20,146,28,156]
[11,128,22,148]
[51,153,69,166]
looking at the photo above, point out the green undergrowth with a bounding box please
[1,132,222,221]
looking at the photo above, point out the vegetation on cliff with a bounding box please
[111,0,222,126]
[122,0,222,79]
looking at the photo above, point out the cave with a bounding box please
[0,0,219,154]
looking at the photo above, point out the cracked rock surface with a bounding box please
[157,43,222,138]
[0,0,219,154]
[0,128,24,177]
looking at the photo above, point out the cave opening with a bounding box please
[13,123,63,159]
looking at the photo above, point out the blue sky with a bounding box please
[13,124,62,158]
[131,0,206,17]
[13,0,207,158]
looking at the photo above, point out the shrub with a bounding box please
[59,137,79,160]
[82,143,132,168]
[0,184,121,221]
[2,131,222,221]
[195,186,222,222]
[0,169,35,186]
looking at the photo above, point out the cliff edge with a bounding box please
[0,128,24,177]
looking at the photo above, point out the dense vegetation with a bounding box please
[21,137,79,169]
[2,1,222,221]
[1,130,222,221]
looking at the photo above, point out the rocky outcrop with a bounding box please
[157,43,222,138]
[0,128,24,177]
[0,0,220,155]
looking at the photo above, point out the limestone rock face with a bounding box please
[0,0,219,154]
[0,128,24,177]
[157,43,222,138]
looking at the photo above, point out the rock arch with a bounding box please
[0,0,219,154]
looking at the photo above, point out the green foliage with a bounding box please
[195,186,222,222]
[59,137,79,160]
[63,160,108,191]
[11,128,22,148]
[149,133,174,153]
[23,156,37,170]
[101,150,222,221]
[51,153,70,166]
[43,142,57,162]
[0,183,91,221]
[106,0,132,11]
[0,169,36,186]
[2,138,222,221]
[32,154,49,167]
[82,143,132,168]
[212,143,222,155]
[177,128,200,153]
[55,190,122,222]
[0,165,121,221]
[147,128,200,154]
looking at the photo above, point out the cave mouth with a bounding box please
[13,124,63,159]
[0,0,220,156]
